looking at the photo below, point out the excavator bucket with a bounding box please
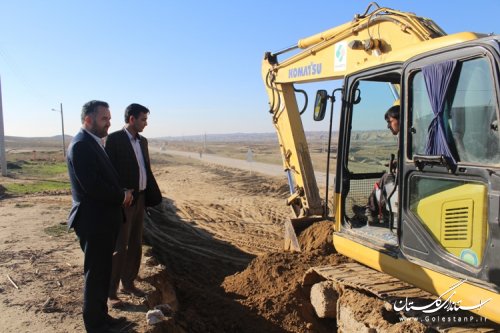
[284,217,324,252]
[284,219,301,252]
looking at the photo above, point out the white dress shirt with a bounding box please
[124,128,147,191]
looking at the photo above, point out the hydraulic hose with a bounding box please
[324,88,343,218]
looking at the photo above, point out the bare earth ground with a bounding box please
[1,152,429,333]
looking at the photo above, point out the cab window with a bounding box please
[410,57,500,165]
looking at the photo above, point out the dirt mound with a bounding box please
[223,249,347,333]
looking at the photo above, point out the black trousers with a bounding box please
[76,228,117,333]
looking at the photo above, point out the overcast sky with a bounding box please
[0,0,498,138]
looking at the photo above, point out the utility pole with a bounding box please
[52,103,66,157]
[0,76,7,176]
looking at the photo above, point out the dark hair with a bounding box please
[124,103,150,123]
[384,105,400,121]
[81,100,109,123]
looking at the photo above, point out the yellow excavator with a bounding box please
[262,2,500,328]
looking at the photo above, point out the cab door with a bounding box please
[336,65,402,249]
[400,37,500,286]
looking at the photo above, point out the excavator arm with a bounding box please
[262,3,446,235]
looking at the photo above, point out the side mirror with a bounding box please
[314,90,328,121]
[353,88,362,105]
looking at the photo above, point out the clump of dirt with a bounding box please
[387,320,429,333]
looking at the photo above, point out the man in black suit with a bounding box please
[67,100,133,333]
[105,103,159,307]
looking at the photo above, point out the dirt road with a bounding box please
[155,148,285,177]
[154,148,333,185]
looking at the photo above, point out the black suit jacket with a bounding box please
[67,129,125,233]
[105,129,157,203]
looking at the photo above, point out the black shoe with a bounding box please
[106,315,127,327]
[121,285,146,297]
[87,323,122,333]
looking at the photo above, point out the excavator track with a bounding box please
[303,262,499,332]
[304,262,431,300]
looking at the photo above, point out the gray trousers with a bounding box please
[109,192,145,296]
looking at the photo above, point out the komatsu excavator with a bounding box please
[262,2,500,328]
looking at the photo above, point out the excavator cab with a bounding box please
[319,71,402,247]
[318,38,500,322]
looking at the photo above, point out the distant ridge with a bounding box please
[5,135,73,142]
[154,132,278,142]
[153,131,341,142]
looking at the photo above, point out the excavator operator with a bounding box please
[365,105,400,224]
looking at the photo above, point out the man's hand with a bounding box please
[123,189,134,207]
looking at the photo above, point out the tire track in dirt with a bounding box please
[154,160,291,255]
[175,197,286,254]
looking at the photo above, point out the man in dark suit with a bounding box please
[105,103,160,307]
[67,100,133,333]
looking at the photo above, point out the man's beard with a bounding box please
[90,124,108,138]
